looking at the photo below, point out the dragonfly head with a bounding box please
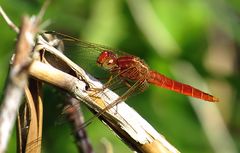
[97,51,117,69]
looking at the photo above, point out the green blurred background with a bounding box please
[0,0,240,153]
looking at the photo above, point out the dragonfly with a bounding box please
[97,50,219,102]
[43,31,219,125]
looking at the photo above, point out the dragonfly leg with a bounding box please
[105,75,113,86]
[88,75,126,102]
[87,87,111,103]
[87,87,103,92]
[138,80,149,92]
[124,79,148,92]
[123,80,132,88]
[89,75,113,91]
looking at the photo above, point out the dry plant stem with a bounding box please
[0,16,37,153]
[0,6,19,33]
[28,59,180,153]
[35,0,50,25]
[23,86,39,153]
[64,97,94,153]
[22,80,43,153]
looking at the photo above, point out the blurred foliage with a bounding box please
[0,0,240,153]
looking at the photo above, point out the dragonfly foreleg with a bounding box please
[123,80,132,88]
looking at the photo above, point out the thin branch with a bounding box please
[35,0,50,27]
[0,6,19,33]
[28,34,180,153]
[64,96,94,153]
[0,16,38,153]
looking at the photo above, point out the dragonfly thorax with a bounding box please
[116,56,150,81]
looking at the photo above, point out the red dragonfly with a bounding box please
[97,50,219,102]
[43,32,219,120]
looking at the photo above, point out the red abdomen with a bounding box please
[147,71,219,102]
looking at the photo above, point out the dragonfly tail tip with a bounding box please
[212,96,219,102]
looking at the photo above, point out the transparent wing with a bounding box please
[79,77,149,129]
[43,31,130,55]
[42,31,131,79]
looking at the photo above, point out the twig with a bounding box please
[0,6,19,33]
[64,96,94,153]
[28,34,180,153]
[35,0,50,27]
[0,16,37,153]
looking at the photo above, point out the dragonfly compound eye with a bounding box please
[97,51,117,69]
